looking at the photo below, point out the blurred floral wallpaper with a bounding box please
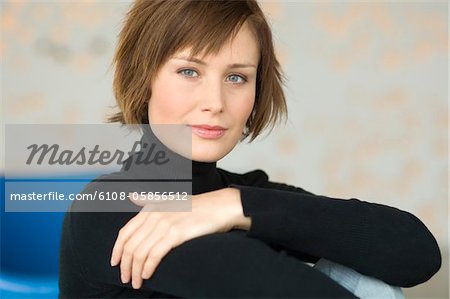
[1,1,448,298]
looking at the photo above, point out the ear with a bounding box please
[239,126,250,143]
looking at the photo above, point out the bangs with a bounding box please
[157,1,253,60]
[111,0,286,141]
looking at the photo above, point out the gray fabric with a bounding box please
[314,258,405,299]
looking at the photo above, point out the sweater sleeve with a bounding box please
[59,180,357,298]
[229,179,442,288]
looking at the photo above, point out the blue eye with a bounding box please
[227,74,247,84]
[179,69,199,77]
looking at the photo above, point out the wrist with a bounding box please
[224,187,252,231]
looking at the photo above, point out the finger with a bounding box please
[131,218,170,287]
[129,235,152,289]
[141,236,176,280]
[129,192,150,207]
[120,214,160,284]
[111,211,147,266]
[141,224,182,280]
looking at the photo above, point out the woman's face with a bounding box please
[148,23,259,162]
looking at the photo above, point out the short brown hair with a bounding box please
[109,0,287,141]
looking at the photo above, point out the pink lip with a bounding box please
[190,124,227,139]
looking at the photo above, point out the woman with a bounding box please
[59,1,441,298]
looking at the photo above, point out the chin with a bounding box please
[191,152,226,163]
[190,134,240,162]
[191,145,233,162]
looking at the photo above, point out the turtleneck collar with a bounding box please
[122,125,225,195]
[191,160,223,194]
[192,160,216,177]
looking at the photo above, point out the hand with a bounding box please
[109,187,251,289]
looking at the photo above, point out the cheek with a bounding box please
[232,89,256,123]
[149,79,189,122]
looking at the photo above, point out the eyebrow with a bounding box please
[172,56,257,69]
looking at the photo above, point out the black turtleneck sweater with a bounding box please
[58,133,441,298]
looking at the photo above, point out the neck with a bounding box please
[124,125,225,195]
[191,160,223,194]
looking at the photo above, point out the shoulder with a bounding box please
[217,168,269,187]
[65,171,138,230]
[69,171,143,213]
[217,168,315,195]
[81,169,154,195]
[63,173,138,255]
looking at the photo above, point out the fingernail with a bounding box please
[110,258,116,266]
[142,271,149,279]
[121,274,128,284]
[132,281,141,289]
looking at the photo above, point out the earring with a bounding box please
[240,127,250,142]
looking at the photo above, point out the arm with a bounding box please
[60,182,357,298]
[229,181,442,287]
[64,210,357,298]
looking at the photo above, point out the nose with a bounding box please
[199,80,225,114]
